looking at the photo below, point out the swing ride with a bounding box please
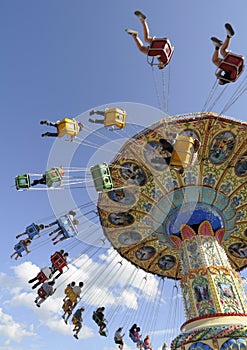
[11,9,247,349]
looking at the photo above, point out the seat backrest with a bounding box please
[26,223,39,239]
[66,289,78,302]
[170,136,194,167]
[38,287,47,298]
[148,38,174,66]
[218,53,244,82]
[37,271,48,283]
[104,108,127,128]
[15,174,30,190]
[50,252,67,271]
[14,242,25,255]
[57,118,79,137]
[58,214,78,238]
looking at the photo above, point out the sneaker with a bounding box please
[225,23,235,37]
[40,121,46,124]
[73,334,78,339]
[211,37,223,47]
[88,118,95,123]
[125,29,138,36]
[89,110,96,116]
[36,304,40,307]
[134,10,146,20]
[41,133,48,137]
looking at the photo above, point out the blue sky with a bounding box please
[1,0,247,349]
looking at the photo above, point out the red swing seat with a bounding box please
[50,251,67,272]
[37,271,48,284]
[217,52,244,82]
[147,38,174,67]
[38,287,47,298]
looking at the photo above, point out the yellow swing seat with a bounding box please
[104,108,127,128]
[170,135,195,168]
[57,118,80,137]
[66,289,78,303]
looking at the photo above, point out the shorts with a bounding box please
[115,340,123,345]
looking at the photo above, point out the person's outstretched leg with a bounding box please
[41,132,58,137]
[40,121,57,127]
[134,10,152,43]
[32,281,41,289]
[88,118,105,124]
[89,110,105,116]
[211,37,223,66]
[51,232,62,240]
[220,23,234,57]
[45,220,59,228]
[53,236,66,245]
[28,276,37,283]
[16,232,26,238]
[125,29,149,54]
[49,227,59,236]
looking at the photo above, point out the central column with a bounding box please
[171,221,247,350]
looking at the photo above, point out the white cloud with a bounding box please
[0,308,36,343]
[12,261,40,284]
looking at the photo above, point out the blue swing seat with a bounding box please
[26,223,40,240]
[14,242,26,257]
[57,214,78,238]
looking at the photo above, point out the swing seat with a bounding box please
[92,312,101,325]
[37,271,48,283]
[104,108,127,128]
[170,136,195,168]
[90,162,114,192]
[58,214,78,238]
[45,168,63,188]
[147,38,174,67]
[15,174,30,190]
[92,312,108,336]
[57,118,80,137]
[50,251,67,272]
[217,52,244,82]
[14,242,26,256]
[66,289,78,303]
[72,315,79,325]
[26,223,40,240]
[38,287,47,298]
